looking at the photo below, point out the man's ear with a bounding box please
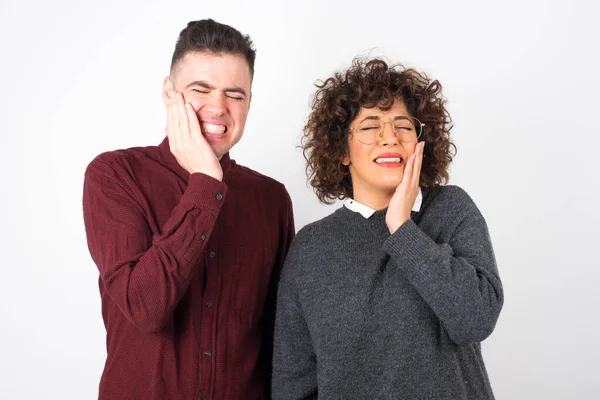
[162,77,174,105]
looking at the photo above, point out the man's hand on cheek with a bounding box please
[165,90,223,181]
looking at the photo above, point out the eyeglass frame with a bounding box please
[348,116,425,145]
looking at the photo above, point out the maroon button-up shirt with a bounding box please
[83,138,295,400]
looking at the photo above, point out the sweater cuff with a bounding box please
[383,219,438,270]
[180,173,228,212]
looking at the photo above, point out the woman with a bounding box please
[272,58,503,399]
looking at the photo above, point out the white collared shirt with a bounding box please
[344,189,422,219]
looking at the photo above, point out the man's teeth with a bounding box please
[375,157,402,163]
[202,123,226,134]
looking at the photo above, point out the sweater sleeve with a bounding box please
[383,193,503,345]
[272,240,318,400]
[82,158,226,333]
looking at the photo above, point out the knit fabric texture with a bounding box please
[272,185,503,400]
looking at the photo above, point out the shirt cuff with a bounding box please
[180,173,228,212]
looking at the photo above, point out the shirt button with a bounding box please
[216,193,223,201]
[209,251,216,258]
[200,234,206,241]
[206,301,213,307]
[204,350,212,357]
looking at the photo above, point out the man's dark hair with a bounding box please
[170,19,256,79]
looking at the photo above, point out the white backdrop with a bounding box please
[1,0,599,398]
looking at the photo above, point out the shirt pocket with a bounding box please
[231,246,276,318]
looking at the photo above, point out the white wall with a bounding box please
[1,0,598,398]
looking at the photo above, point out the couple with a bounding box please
[82,19,503,400]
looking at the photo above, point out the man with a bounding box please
[83,19,295,400]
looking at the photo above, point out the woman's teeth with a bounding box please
[375,157,402,163]
[201,123,226,134]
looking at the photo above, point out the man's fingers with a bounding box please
[175,93,191,139]
[186,103,202,140]
[166,94,179,146]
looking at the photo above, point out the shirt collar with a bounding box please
[158,136,232,179]
[344,189,422,219]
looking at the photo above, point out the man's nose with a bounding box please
[204,92,226,115]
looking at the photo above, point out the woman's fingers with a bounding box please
[412,142,424,187]
[402,152,415,190]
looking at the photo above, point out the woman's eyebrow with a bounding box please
[359,115,409,123]
[359,116,381,123]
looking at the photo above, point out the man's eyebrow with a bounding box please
[224,87,247,97]
[185,80,214,90]
[185,81,247,97]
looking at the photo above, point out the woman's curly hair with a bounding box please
[301,57,456,204]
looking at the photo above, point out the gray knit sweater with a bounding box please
[272,185,503,400]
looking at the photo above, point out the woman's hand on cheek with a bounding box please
[385,141,424,234]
